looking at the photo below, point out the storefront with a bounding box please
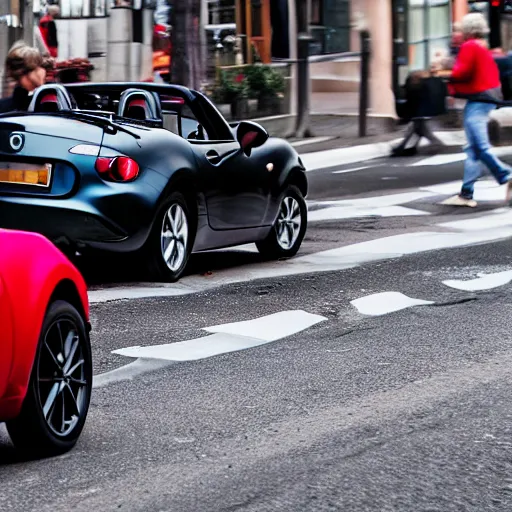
[391,0,451,96]
[309,0,351,55]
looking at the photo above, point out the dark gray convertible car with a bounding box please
[0,82,308,281]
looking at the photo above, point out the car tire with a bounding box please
[256,185,307,260]
[6,300,92,458]
[144,191,194,282]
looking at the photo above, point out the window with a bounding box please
[310,0,350,55]
[406,0,450,71]
[59,0,108,18]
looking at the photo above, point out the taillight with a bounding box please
[95,156,140,182]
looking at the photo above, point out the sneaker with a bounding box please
[441,195,478,207]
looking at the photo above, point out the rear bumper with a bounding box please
[0,193,154,253]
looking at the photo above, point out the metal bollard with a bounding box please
[359,29,370,138]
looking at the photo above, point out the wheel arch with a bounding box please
[284,167,308,198]
[49,279,88,325]
[157,168,200,219]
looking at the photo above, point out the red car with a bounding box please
[0,229,92,456]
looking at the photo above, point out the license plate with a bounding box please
[0,163,52,187]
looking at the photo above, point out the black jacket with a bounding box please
[0,86,31,114]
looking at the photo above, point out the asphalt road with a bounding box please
[2,146,512,512]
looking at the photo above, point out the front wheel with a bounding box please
[256,185,307,259]
[6,300,92,458]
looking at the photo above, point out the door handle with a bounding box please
[205,150,221,164]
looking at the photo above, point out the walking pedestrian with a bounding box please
[442,13,512,208]
[0,42,47,114]
[39,5,60,59]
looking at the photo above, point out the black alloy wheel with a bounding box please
[6,300,92,457]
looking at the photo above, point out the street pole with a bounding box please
[358,29,370,138]
[23,0,34,46]
[293,0,313,138]
[170,0,189,86]
[0,1,10,98]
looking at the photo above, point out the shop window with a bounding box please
[59,0,107,18]
[406,0,450,71]
[310,0,350,55]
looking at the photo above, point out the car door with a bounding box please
[0,274,13,399]
[191,140,271,230]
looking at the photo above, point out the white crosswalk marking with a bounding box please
[88,179,512,305]
[351,292,434,316]
[443,270,512,291]
[421,180,507,202]
[93,311,327,387]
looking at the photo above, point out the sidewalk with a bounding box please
[290,125,467,156]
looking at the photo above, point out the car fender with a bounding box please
[252,138,307,226]
[0,274,14,400]
[271,141,307,197]
[0,230,88,418]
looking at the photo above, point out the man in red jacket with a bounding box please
[39,5,59,58]
[442,13,512,208]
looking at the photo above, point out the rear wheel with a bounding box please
[256,185,307,259]
[144,191,194,282]
[6,300,92,458]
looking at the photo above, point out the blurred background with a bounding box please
[2,1,512,131]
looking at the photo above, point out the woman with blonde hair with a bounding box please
[443,13,512,207]
[0,42,47,113]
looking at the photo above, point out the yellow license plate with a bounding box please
[0,163,52,187]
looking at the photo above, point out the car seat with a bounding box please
[28,84,74,112]
[118,89,162,125]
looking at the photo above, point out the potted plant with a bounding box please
[213,69,250,119]
[245,65,286,116]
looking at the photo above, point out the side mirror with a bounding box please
[236,121,269,156]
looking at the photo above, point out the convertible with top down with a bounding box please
[0,82,308,281]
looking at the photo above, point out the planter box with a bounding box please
[230,98,249,120]
[257,95,285,117]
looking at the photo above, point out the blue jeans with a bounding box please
[460,101,511,199]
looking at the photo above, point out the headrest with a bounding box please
[28,84,74,112]
[118,89,162,123]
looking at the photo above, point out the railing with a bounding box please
[276,32,371,138]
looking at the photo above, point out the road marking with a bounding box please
[93,311,327,388]
[88,185,512,305]
[299,130,470,172]
[306,191,433,222]
[300,142,392,171]
[308,190,435,222]
[309,205,429,222]
[414,147,512,168]
[291,136,337,148]
[351,292,434,316]
[88,285,194,303]
[309,190,436,209]
[332,165,371,174]
[443,270,512,291]
[439,208,512,231]
[203,310,326,341]
[89,223,512,304]
[413,153,466,167]
[422,180,506,202]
